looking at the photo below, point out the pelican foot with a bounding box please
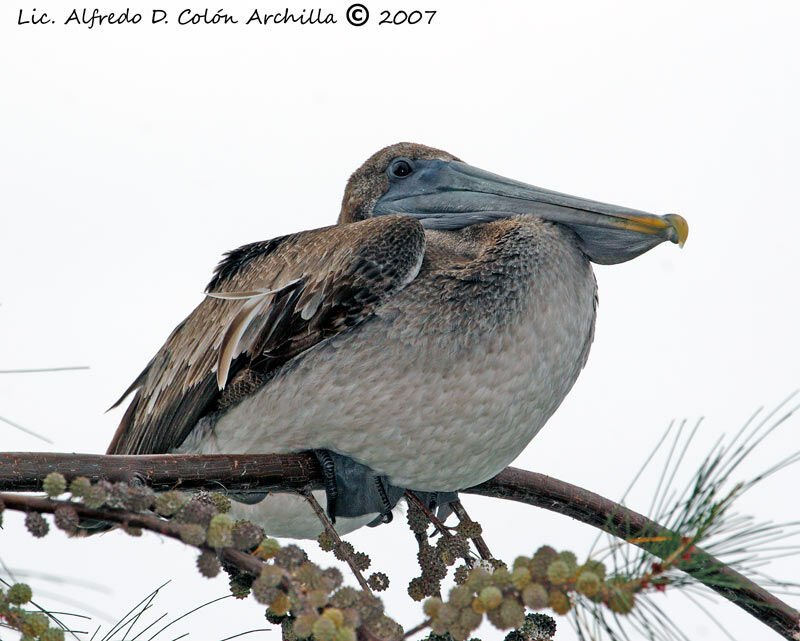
[313,449,405,525]
[312,449,457,528]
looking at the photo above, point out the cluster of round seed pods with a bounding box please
[19,473,407,641]
[248,545,403,641]
[420,544,638,640]
[405,504,478,601]
[0,582,66,640]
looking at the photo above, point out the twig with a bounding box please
[404,491,450,537]
[299,488,373,596]
[401,619,431,639]
[450,499,493,561]
[1,452,799,640]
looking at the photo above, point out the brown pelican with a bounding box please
[107,142,688,539]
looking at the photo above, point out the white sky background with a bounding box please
[2,1,800,639]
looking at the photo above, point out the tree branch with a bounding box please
[0,491,265,577]
[1,452,798,640]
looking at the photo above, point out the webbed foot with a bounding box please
[313,449,404,525]
[312,449,458,527]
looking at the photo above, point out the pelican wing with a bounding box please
[107,215,425,455]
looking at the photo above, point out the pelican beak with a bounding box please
[373,160,688,264]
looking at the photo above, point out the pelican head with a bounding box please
[339,142,687,264]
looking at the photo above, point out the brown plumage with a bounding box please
[108,214,425,455]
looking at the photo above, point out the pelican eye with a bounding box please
[389,159,414,178]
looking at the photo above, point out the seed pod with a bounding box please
[334,541,355,561]
[318,531,336,551]
[581,559,607,581]
[206,514,233,548]
[366,572,388,592]
[229,576,251,599]
[312,616,337,641]
[438,603,458,625]
[69,476,91,497]
[331,587,359,609]
[458,605,482,631]
[176,499,217,527]
[454,563,471,585]
[608,584,635,614]
[352,552,371,571]
[492,566,512,587]
[529,546,558,581]
[306,589,328,610]
[478,586,503,610]
[546,560,569,585]
[83,484,108,509]
[20,612,49,636]
[7,583,33,604]
[522,582,549,609]
[557,550,578,575]
[179,523,206,546]
[500,599,524,628]
[334,626,356,641]
[42,472,66,497]
[25,512,49,538]
[456,519,482,538]
[259,565,284,588]
[576,571,601,598]
[255,537,281,559]
[252,581,280,605]
[406,504,429,534]
[127,485,156,511]
[448,585,473,609]
[466,567,491,592]
[274,544,308,570]
[293,613,318,639]
[231,520,265,551]
[209,492,232,513]
[154,490,185,516]
[422,596,443,619]
[54,506,79,534]
[407,577,425,601]
[197,551,220,578]
[448,623,471,641]
[321,567,343,591]
[548,590,571,615]
[270,590,291,615]
[510,566,531,590]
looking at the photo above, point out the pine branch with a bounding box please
[1,452,799,640]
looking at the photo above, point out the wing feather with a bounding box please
[107,215,425,455]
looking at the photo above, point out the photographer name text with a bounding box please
[16,6,438,29]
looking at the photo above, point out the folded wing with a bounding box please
[107,215,426,455]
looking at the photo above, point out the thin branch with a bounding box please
[300,487,373,596]
[0,492,265,579]
[0,416,53,444]
[450,499,493,561]
[404,491,450,536]
[1,452,799,640]
[401,618,431,639]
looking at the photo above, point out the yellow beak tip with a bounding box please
[664,214,689,248]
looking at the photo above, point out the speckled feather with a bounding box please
[107,215,426,455]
